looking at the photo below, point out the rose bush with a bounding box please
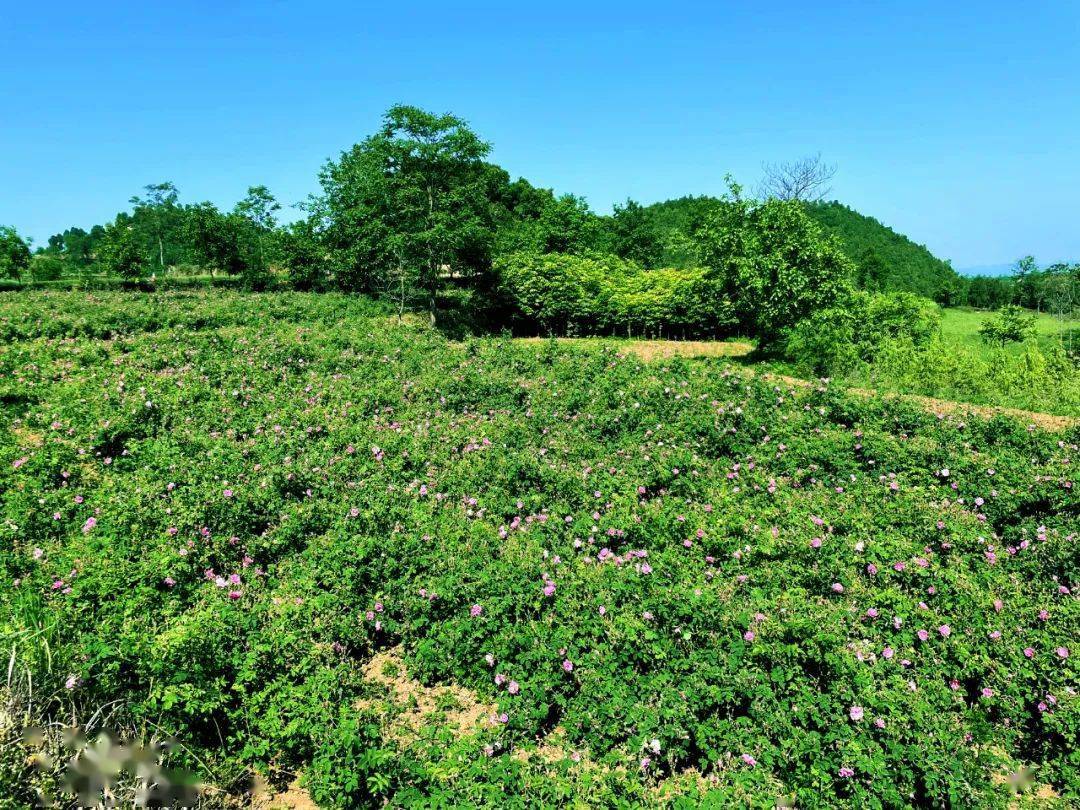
[1,291,1076,807]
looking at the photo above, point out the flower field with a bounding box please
[1,291,1078,807]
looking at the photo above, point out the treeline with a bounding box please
[964,258,1079,314]
[1,107,848,337]
[1,105,1075,351]
[0,183,284,288]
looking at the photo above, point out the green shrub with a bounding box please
[980,304,1037,348]
[496,251,735,338]
[784,291,941,375]
[29,254,67,282]
[859,334,1080,416]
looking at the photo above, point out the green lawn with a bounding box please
[939,306,1079,355]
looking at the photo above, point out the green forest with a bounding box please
[3,105,1074,325]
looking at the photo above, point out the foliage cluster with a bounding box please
[498,190,854,344]
[496,252,732,338]
[637,197,963,302]
[783,290,941,375]
[857,336,1080,417]
[781,298,1080,417]
[979,305,1037,348]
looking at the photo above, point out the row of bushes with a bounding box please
[496,251,945,368]
[495,195,857,344]
[0,274,251,294]
[0,289,391,342]
[495,252,735,338]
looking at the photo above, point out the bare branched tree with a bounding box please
[758,153,838,201]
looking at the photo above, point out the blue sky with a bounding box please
[2,1,1078,270]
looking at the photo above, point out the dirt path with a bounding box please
[504,338,1077,431]
[511,336,756,361]
[762,372,1077,432]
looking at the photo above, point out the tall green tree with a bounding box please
[609,199,662,267]
[316,105,494,322]
[234,185,281,284]
[0,226,32,280]
[184,202,245,276]
[695,180,853,344]
[1012,255,1039,308]
[536,194,603,254]
[493,190,605,257]
[280,218,329,292]
[129,182,180,270]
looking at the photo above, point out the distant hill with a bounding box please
[641,196,962,300]
[802,202,960,298]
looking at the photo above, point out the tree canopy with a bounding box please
[0,226,32,280]
[313,105,495,321]
[16,102,1067,355]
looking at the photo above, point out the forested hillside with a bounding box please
[638,196,962,300]
[803,201,962,301]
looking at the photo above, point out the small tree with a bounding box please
[0,226,32,280]
[99,220,148,281]
[129,182,180,269]
[234,185,281,286]
[1010,255,1040,309]
[1043,267,1077,353]
[979,304,1036,348]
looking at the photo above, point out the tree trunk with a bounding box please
[397,267,405,322]
[427,184,437,327]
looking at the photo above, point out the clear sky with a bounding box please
[3,1,1078,269]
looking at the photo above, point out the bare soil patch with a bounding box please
[357,646,498,743]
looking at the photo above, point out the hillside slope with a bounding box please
[803,201,960,299]
[642,196,961,299]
